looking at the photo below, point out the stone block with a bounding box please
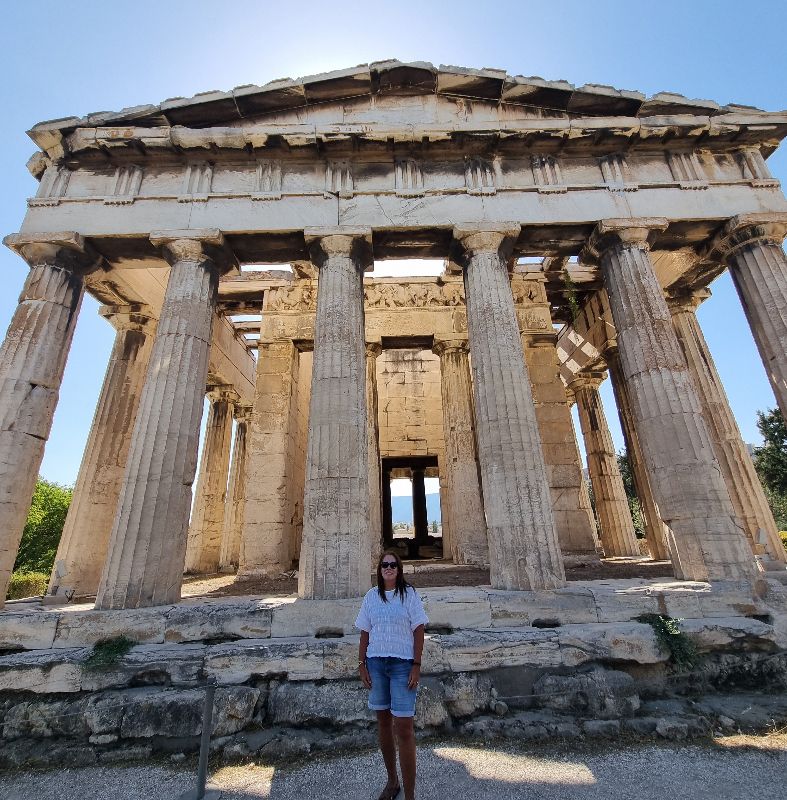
[489,587,597,627]
[421,588,491,630]
[414,677,450,729]
[269,680,369,725]
[558,621,665,667]
[204,638,324,683]
[270,597,359,638]
[120,688,204,738]
[52,608,166,648]
[164,599,273,642]
[1,697,89,739]
[585,581,661,622]
[582,719,620,736]
[322,636,360,680]
[532,668,640,718]
[442,672,493,718]
[213,687,261,736]
[441,628,561,672]
[0,648,84,693]
[0,611,59,650]
[679,616,777,652]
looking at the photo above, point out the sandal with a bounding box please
[377,784,401,800]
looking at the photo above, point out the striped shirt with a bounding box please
[355,586,429,661]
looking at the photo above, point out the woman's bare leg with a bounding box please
[376,710,400,794]
[394,716,416,800]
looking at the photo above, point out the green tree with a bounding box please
[13,478,72,574]
[753,408,787,496]
[616,449,645,538]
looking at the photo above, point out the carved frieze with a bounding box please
[253,159,282,200]
[325,160,354,198]
[599,153,637,192]
[395,158,424,197]
[104,165,143,205]
[464,157,495,195]
[735,147,779,188]
[28,165,70,207]
[179,161,213,201]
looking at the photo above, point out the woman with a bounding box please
[355,551,428,800]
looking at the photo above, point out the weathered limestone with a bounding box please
[365,341,383,569]
[432,336,488,566]
[524,332,598,556]
[219,405,251,572]
[185,385,238,574]
[586,220,757,583]
[667,289,785,563]
[569,374,640,558]
[605,347,670,561]
[95,230,233,609]
[708,213,787,418]
[240,339,302,577]
[298,229,372,599]
[48,305,156,599]
[454,224,565,590]
[0,233,99,608]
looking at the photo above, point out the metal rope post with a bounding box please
[178,680,222,800]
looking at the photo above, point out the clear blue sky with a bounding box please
[1,0,785,486]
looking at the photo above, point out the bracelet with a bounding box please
[358,660,367,667]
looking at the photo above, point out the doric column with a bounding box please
[411,468,428,557]
[568,373,640,558]
[708,213,787,417]
[667,288,785,563]
[381,466,393,548]
[366,340,383,569]
[585,219,757,583]
[48,304,156,599]
[95,230,233,609]
[453,224,565,590]
[298,228,372,599]
[185,384,238,574]
[524,331,598,556]
[239,339,301,577]
[606,346,671,562]
[219,404,251,572]
[432,335,488,566]
[0,232,99,608]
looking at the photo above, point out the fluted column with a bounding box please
[0,233,98,608]
[366,341,383,569]
[454,224,565,590]
[524,331,598,556]
[668,289,785,563]
[569,373,640,557]
[708,213,787,417]
[586,219,757,583]
[185,385,238,574]
[433,336,488,566]
[606,346,671,562]
[96,230,233,609]
[219,404,251,572]
[240,339,301,577]
[298,228,372,599]
[48,304,156,599]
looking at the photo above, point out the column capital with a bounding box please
[568,371,607,393]
[365,339,382,358]
[234,404,253,423]
[99,304,156,334]
[206,384,239,405]
[524,331,558,348]
[433,335,469,357]
[149,229,237,273]
[304,227,373,271]
[707,212,787,263]
[4,231,103,276]
[582,218,669,265]
[451,224,520,266]
[665,287,711,315]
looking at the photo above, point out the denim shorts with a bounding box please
[366,656,417,718]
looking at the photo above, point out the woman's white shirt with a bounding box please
[355,586,429,661]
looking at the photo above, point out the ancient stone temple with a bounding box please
[1,60,787,611]
[3,62,787,768]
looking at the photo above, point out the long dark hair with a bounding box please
[376,551,411,603]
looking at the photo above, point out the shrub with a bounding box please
[636,613,698,669]
[6,571,49,600]
[14,478,72,575]
[780,531,787,553]
[83,636,136,671]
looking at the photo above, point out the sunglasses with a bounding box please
[380,561,398,569]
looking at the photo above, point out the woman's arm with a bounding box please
[359,629,372,689]
[408,624,424,690]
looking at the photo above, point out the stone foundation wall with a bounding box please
[1,580,786,767]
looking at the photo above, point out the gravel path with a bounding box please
[1,737,785,800]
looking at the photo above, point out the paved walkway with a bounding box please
[1,737,785,800]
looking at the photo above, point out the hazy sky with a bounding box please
[1,0,786,487]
